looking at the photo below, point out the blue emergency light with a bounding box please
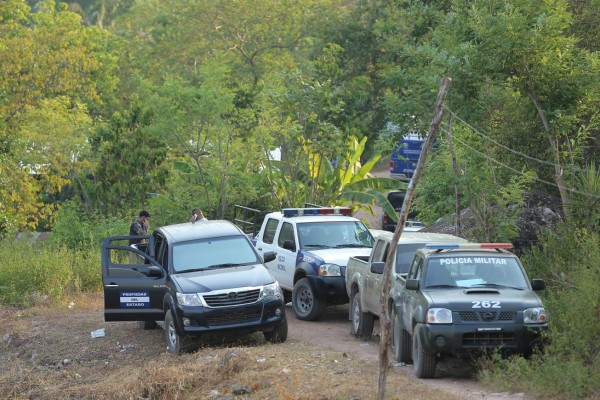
[282,207,352,217]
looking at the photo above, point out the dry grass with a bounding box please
[0,293,461,400]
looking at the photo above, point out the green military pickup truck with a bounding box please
[393,243,549,378]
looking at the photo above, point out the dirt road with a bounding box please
[286,303,528,400]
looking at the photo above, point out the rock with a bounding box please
[422,190,563,255]
[231,384,251,395]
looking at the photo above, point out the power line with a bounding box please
[450,134,600,200]
[444,106,585,175]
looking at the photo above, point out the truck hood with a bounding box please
[172,264,274,293]
[425,287,544,310]
[305,247,372,266]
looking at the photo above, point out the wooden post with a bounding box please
[376,77,452,400]
[445,115,462,236]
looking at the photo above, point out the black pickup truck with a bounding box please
[101,220,288,354]
[392,243,548,378]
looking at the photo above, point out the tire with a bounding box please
[137,320,157,330]
[391,310,411,363]
[412,324,437,378]
[349,291,374,338]
[263,318,288,343]
[165,309,194,355]
[292,278,324,321]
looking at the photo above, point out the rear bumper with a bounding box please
[417,322,548,357]
[390,172,412,181]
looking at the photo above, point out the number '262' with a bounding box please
[472,300,501,308]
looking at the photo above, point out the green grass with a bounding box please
[0,240,101,306]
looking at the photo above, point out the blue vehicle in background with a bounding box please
[389,133,424,181]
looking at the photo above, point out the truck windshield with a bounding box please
[424,255,529,289]
[297,221,373,249]
[172,236,259,273]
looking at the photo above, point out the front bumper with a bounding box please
[417,321,548,357]
[175,297,285,336]
[308,275,349,305]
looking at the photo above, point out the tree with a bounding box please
[0,0,118,231]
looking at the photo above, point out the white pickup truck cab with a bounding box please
[345,231,468,337]
[253,207,374,321]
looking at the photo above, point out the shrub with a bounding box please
[51,201,128,251]
[0,240,101,306]
[479,223,600,399]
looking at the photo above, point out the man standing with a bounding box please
[129,210,150,245]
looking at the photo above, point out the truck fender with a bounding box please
[412,303,427,324]
[294,261,316,283]
[163,295,184,336]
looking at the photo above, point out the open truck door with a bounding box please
[101,235,166,322]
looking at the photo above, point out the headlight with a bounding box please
[260,282,282,299]
[426,308,453,324]
[318,263,341,277]
[176,292,202,306]
[524,307,549,323]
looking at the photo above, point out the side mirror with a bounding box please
[370,261,385,275]
[406,279,419,291]
[531,278,545,291]
[263,251,277,263]
[146,265,163,277]
[283,240,296,252]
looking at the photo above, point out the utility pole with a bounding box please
[377,77,452,399]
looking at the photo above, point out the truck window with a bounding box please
[427,255,528,288]
[395,243,428,274]
[262,218,279,244]
[407,256,423,280]
[277,222,295,248]
[371,240,388,263]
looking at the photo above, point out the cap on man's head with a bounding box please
[139,210,151,218]
[191,208,201,215]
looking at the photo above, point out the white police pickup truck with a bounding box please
[253,207,374,321]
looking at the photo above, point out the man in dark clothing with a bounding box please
[129,210,150,245]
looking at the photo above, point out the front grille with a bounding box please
[202,288,261,308]
[459,311,478,322]
[459,311,517,323]
[498,311,517,321]
[207,310,261,326]
[463,332,516,347]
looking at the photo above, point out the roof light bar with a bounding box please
[425,243,513,250]
[282,207,352,217]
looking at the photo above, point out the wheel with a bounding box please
[412,324,437,378]
[165,309,194,355]
[349,291,374,337]
[137,320,157,330]
[292,278,324,321]
[263,318,288,343]
[391,310,411,363]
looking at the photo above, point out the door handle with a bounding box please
[105,284,119,287]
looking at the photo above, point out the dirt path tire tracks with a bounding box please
[287,304,529,400]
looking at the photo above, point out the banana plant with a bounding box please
[305,136,406,218]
